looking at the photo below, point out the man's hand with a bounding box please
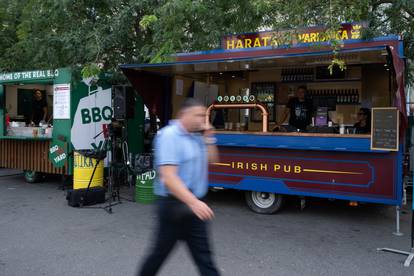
[160,166,215,221]
[272,125,287,132]
[203,123,215,137]
[188,200,214,221]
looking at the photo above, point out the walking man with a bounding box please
[138,98,220,276]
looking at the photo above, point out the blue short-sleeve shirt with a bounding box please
[153,120,208,198]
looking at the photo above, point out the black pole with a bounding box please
[83,158,101,205]
[411,209,414,251]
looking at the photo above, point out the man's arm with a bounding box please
[159,165,214,221]
[276,107,290,127]
[42,106,48,121]
[206,144,219,163]
[204,127,219,164]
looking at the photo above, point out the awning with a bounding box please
[121,39,406,125]
[121,46,388,76]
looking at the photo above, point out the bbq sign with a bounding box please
[222,23,366,50]
[71,87,112,150]
[49,140,67,168]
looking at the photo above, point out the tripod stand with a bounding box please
[77,123,123,214]
[377,210,414,267]
[104,129,122,214]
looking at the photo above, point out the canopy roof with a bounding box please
[120,35,406,125]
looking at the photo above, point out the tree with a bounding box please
[0,0,158,75]
[0,0,412,82]
[141,0,413,79]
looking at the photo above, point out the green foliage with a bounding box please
[328,58,347,75]
[81,63,101,79]
[0,0,412,82]
[139,15,157,31]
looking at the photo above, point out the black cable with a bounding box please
[119,196,134,202]
[0,173,23,178]
[411,209,413,251]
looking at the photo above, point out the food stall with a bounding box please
[121,23,407,216]
[0,68,144,183]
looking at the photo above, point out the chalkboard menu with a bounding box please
[370,108,399,151]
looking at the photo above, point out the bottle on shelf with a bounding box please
[353,89,359,103]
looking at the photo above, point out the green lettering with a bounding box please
[91,141,103,150]
[91,107,101,122]
[102,106,113,120]
[81,109,91,124]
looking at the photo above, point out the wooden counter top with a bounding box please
[214,130,370,139]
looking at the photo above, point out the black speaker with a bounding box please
[112,85,135,119]
[66,187,106,207]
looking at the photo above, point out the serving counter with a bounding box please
[215,131,371,152]
[0,137,66,176]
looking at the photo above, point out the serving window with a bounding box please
[4,83,53,138]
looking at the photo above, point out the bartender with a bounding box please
[353,108,371,134]
[30,90,48,126]
[276,85,313,132]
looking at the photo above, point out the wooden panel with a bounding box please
[0,139,67,175]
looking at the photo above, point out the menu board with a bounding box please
[315,107,328,126]
[370,108,399,151]
[53,84,71,119]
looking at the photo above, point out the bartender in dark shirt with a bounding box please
[353,108,371,134]
[30,90,48,126]
[276,86,313,131]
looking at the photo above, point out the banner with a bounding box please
[71,88,112,150]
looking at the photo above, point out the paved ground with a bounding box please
[0,169,413,276]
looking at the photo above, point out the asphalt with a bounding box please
[0,169,413,276]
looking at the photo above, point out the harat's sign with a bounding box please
[222,22,366,50]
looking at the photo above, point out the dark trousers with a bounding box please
[137,198,220,276]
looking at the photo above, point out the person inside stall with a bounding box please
[30,90,48,126]
[5,109,10,128]
[353,108,371,134]
[212,109,225,129]
[274,85,313,132]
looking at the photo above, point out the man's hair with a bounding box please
[297,85,307,91]
[360,108,371,117]
[179,98,205,112]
